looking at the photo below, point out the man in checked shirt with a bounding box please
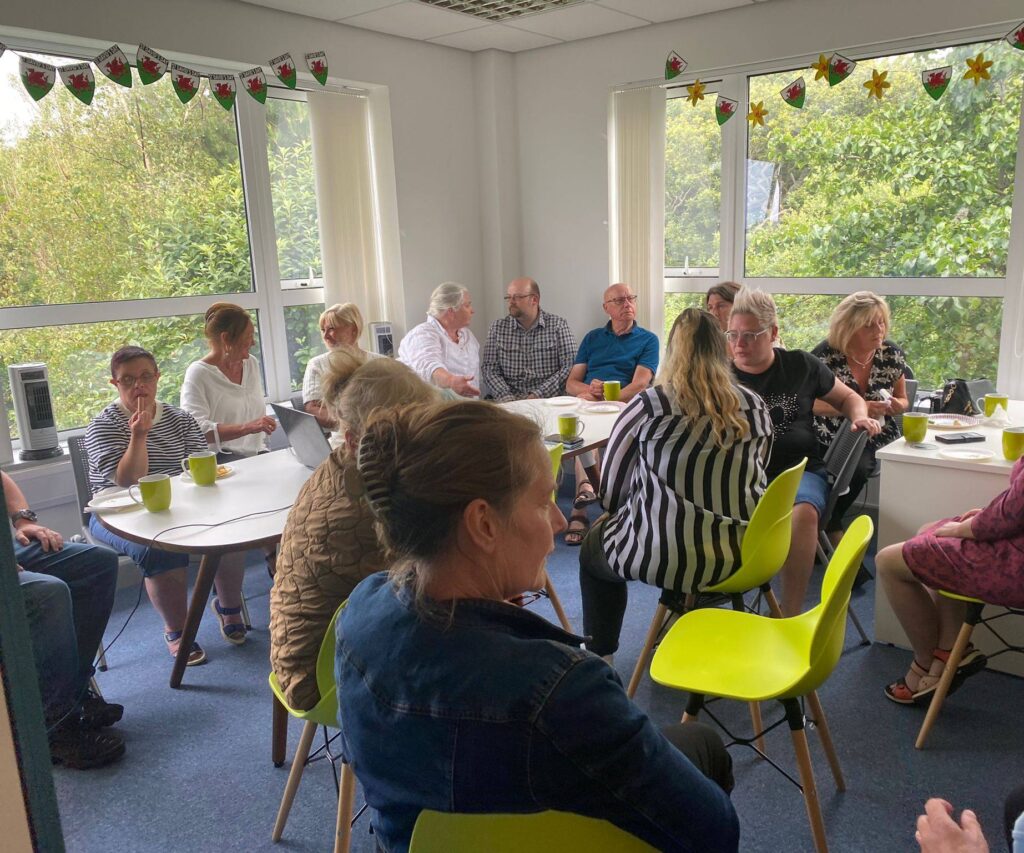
[481,278,576,402]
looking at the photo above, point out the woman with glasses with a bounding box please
[84,346,227,666]
[812,292,909,540]
[730,288,881,617]
[578,308,772,662]
[337,400,738,853]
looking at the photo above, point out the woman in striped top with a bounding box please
[85,346,243,666]
[578,309,773,659]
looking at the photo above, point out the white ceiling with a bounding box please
[237,0,770,53]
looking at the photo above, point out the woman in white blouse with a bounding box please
[397,282,480,397]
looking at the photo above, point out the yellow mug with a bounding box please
[603,380,621,402]
[129,474,172,512]
[902,412,929,444]
[557,414,585,442]
[182,451,217,486]
[979,393,1009,417]
[1003,427,1024,462]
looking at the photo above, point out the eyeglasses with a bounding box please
[725,328,771,345]
[604,295,638,307]
[114,372,159,389]
[508,589,550,608]
[503,294,534,302]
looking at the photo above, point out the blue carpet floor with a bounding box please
[53,493,1024,852]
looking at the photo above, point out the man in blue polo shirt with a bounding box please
[563,283,659,544]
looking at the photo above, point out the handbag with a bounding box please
[939,379,993,416]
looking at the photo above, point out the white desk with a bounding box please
[875,402,1024,675]
[500,398,622,458]
[98,450,312,687]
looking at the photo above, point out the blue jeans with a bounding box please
[89,514,189,576]
[16,540,118,722]
[794,469,830,519]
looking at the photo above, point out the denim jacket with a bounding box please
[336,574,739,853]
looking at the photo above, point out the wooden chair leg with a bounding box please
[916,621,976,750]
[272,719,316,842]
[241,597,253,631]
[748,703,766,755]
[764,586,784,618]
[627,604,669,699]
[97,648,109,672]
[806,691,845,791]
[543,572,573,633]
[272,694,289,767]
[334,761,357,853]
[790,725,829,853]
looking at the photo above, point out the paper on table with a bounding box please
[982,406,1012,428]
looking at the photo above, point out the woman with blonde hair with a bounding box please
[578,308,773,659]
[812,291,909,536]
[271,352,438,710]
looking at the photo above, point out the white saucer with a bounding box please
[86,490,141,514]
[937,448,994,462]
[545,396,578,407]
[180,465,235,483]
[582,402,623,414]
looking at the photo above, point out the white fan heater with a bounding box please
[369,322,394,357]
[9,363,63,461]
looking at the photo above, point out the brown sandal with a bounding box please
[564,517,588,546]
[884,660,936,705]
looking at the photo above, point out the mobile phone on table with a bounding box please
[934,432,985,444]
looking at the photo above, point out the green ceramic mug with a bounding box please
[603,380,621,402]
[979,393,1009,417]
[1003,427,1024,462]
[902,412,929,444]
[182,451,217,486]
[129,473,172,512]
[557,414,585,442]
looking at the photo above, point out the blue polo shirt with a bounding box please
[575,321,660,385]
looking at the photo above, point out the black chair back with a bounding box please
[67,435,93,529]
[820,421,869,527]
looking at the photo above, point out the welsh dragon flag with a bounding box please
[209,74,237,111]
[828,53,856,87]
[95,45,133,88]
[270,53,298,89]
[59,62,95,105]
[921,66,952,101]
[1006,22,1024,51]
[780,76,806,109]
[136,44,168,85]
[306,51,328,86]
[240,67,268,104]
[665,51,686,81]
[169,62,200,104]
[715,95,738,126]
[20,57,55,101]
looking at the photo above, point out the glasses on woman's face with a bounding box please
[508,589,550,608]
[604,295,638,308]
[725,328,771,345]
[114,372,159,389]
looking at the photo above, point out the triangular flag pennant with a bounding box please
[0,42,6,61]
[305,51,328,86]
[209,74,237,111]
[665,51,687,81]
[828,53,856,87]
[59,62,96,105]
[270,53,297,89]
[715,95,738,126]
[20,57,56,102]
[1006,22,1024,51]
[95,45,133,88]
[136,44,169,85]
[169,62,200,104]
[780,76,806,109]
[240,67,268,104]
[921,66,952,101]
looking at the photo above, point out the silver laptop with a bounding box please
[271,402,332,469]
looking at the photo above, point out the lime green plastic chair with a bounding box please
[542,443,573,632]
[409,809,656,853]
[649,515,873,853]
[269,601,357,853]
[626,459,807,699]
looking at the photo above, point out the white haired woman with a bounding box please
[397,282,480,397]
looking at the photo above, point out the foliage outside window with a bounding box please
[284,303,325,390]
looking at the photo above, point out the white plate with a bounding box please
[545,396,579,407]
[927,414,982,430]
[582,402,622,414]
[180,465,235,484]
[86,490,141,514]
[937,448,995,462]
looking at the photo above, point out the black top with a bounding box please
[733,349,835,479]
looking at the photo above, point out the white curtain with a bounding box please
[307,92,392,343]
[609,86,666,339]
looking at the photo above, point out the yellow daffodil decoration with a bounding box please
[686,79,706,107]
[747,101,768,127]
[864,69,891,100]
[811,53,830,82]
[963,52,993,86]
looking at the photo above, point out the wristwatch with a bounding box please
[10,509,38,525]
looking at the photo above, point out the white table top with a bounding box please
[500,397,624,457]
[876,400,1024,476]
[96,449,313,553]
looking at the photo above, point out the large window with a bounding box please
[662,34,1024,389]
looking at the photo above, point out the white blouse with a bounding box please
[397,315,479,390]
[180,358,267,457]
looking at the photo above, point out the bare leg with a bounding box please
[780,503,820,617]
[213,551,246,628]
[144,568,189,633]
[875,542,938,670]
[935,594,968,652]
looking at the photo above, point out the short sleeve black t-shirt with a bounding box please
[733,349,835,480]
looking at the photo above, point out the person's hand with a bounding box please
[933,518,974,540]
[17,564,24,573]
[129,402,153,440]
[866,400,892,419]
[248,416,278,435]
[850,416,882,437]
[576,391,600,402]
[15,522,63,553]
[915,798,989,852]
[588,378,604,397]
[451,375,480,397]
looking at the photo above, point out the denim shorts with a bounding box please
[794,469,830,519]
[88,514,189,577]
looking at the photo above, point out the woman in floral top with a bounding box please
[811,292,909,534]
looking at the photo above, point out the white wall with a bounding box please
[512,0,1024,342]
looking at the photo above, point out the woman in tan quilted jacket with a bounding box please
[270,352,439,710]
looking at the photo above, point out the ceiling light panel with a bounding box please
[417,0,586,23]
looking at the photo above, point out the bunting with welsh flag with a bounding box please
[306,51,328,85]
[136,44,168,85]
[59,63,95,105]
[169,62,200,104]
[209,74,237,111]
[270,53,297,89]
[922,66,952,101]
[239,66,268,103]
[95,45,132,88]
[20,57,55,101]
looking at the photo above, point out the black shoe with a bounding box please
[50,722,125,770]
[80,687,123,730]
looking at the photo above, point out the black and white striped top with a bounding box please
[599,384,773,594]
[84,401,208,496]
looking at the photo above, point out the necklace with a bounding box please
[847,350,876,367]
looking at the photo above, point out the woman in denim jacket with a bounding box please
[336,400,739,853]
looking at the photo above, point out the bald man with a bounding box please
[481,278,576,402]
